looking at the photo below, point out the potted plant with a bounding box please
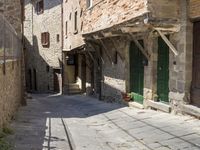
[121,92,132,102]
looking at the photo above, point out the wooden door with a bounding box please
[157,37,169,103]
[191,22,200,107]
[129,40,145,104]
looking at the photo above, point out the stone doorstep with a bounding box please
[124,101,144,109]
[145,100,171,113]
[181,104,200,118]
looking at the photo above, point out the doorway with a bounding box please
[54,69,60,93]
[157,37,169,103]
[129,40,145,104]
[191,21,200,107]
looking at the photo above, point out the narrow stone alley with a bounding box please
[8,95,200,150]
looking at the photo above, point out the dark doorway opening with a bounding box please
[54,69,61,93]
[191,21,200,107]
[33,69,37,91]
[157,37,169,103]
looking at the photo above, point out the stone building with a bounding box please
[62,0,93,95]
[0,0,24,128]
[24,0,62,93]
[78,0,199,117]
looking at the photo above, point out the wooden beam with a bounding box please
[109,38,125,61]
[130,33,151,60]
[88,42,104,64]
[99,39,113,64]
[155,29,178,56]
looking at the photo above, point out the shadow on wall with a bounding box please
[24,0,62,11]
[24,35,62,93]
[8,94,125,150]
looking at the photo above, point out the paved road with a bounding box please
[8,94,200,150]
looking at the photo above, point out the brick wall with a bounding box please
[80,0,148,34]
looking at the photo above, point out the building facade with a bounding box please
[24,0,62,93]
[77,0,199,117]
[0,0,24,128]
[62,0,93,95]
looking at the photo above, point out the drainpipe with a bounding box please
[61,0,64,94]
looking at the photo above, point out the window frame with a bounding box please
[41,32,50,47]
[74,11,78,34]
[36,0,44,14]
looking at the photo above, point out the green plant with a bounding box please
[0,127,14,150]
[0,138,12,150]
[2,127,14,135]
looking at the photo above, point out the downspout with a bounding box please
[61,0,64,94]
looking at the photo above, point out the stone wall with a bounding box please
[148,0,180,19]
[63,0,84,51]
[0,0,23,128]
[99,37,128,102]
[24,0,62,92]
[0,61,22,127]
[0,0,22,34]
[190,0,200,19]
[169,1,193,113]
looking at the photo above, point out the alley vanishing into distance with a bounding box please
[8,94,200,150]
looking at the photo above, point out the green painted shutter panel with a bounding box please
[157,37,169,103]
[129,40,145,104]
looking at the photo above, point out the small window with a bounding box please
[36,0,44,14]
[114,51,118,64]
[86,0,92,8]
[74,11,78,33]
[67,55,75,65]
[56,34,60,42]
[69,13,72,20]
[41,32,50,47]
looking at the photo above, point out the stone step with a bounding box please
[66,84,80,90]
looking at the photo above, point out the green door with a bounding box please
[130,40,145,104]
[157,37,169,103]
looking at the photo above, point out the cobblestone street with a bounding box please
[8,94,200,150]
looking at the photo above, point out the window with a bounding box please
[67,55,75,65]
[57,34,60,42]
[36,0,44,14]
[87,0,92,8]
[114,51,118,64]
[41,32,50,47]
[65,21,68,37]
[74,11,78,33]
